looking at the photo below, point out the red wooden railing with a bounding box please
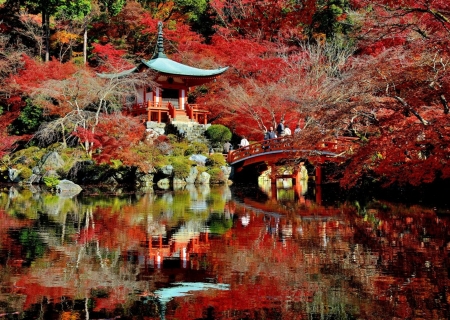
[126,101,209,124]
[186,103,209,124]
[227,136,359,165]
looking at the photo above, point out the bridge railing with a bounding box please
[227,137,295,163]
[227,136,359,164]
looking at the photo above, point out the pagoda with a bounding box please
[98,22,228,124]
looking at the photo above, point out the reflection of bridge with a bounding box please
[226,136,358,184]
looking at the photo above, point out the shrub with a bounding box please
[170,157,194,179]
[206,153,226,167]
[11,146,46,168]
[185,141,209,156]
[43,176,60,188]
[205,124,232,147]
[207,167,226,184]
[110,159,123,169]
[171,141,190,157]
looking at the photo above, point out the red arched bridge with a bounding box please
[226,136,359,184]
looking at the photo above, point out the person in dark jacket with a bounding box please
[276,119,285,137]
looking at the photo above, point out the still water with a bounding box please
[1,181,450,319]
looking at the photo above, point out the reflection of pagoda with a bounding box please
[148,224,212,269]
[99,22,228,124]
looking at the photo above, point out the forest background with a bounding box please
[0,0,449,189]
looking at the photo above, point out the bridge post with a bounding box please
[315,185,322,205]
[315,165,322,184]
[270,163,277,184]
[271,182,277,200]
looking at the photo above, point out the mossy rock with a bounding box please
[207,167,226,184]
[16,164,33,180]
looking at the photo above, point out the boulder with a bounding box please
[196,171,211,185]
[160,165,174,176]
[55,179,82,197]
[67,160,95,183]
[40,151,65,171]
[220,166,232,180]
[189,154,207,165]
[185,166,199,184]
[24,173,42,185]
[8,168,21,183]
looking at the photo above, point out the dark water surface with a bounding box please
[1,181,450,319]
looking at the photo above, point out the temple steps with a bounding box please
[170,122,209,144]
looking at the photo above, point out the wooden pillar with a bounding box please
[315,185,322,206]
[315,165,322,185]
[147,100,151,122]
[271,182,277,201]
[292,168,300,186]
[178,89,183,110]
[148,237,152,259]
[270,163,277,184]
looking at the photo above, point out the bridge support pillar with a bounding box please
[270,163,277,184]
[315,165,322,185]
[315,185,322,205]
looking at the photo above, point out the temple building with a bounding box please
[98,22,228,124]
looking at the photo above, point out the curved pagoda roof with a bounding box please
[97,22,228,80]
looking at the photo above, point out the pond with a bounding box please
[1,181,450,319]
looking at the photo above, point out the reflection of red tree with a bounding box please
[0,210,33,267]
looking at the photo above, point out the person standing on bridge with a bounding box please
[284,125,291,136]
[276,119,285,137]
[223,141,232,154]
[263,126,276,140]
[239,136,249,148]
[263,126,276,151]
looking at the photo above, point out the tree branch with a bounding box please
[394,96,428,125]
[440,94,449,114]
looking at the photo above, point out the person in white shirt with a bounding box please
[239,136,250,148]
[284,125,291,136]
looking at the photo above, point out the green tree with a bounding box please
[8,99,43,135]
[205,124,232,148]
[310,0,353,40]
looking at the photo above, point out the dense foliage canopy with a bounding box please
[0,0,449,188]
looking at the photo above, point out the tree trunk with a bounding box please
[83,25,87,65]
[61,122,67,147]
[42,10,50,62]
[440,95,449,114]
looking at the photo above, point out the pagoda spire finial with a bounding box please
[152,21,167,59]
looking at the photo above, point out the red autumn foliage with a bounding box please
[8,55,77,94]
[90,43,135,72]
[209,0,316,43]
[0,111,30,156]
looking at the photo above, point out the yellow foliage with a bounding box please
[50,31,81,47]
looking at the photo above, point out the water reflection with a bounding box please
[0,182,450,319]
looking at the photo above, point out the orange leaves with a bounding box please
[50,30,81,46]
